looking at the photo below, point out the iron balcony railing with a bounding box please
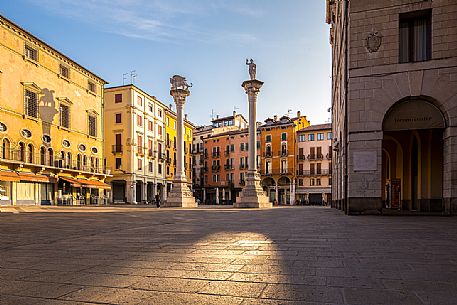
[0,148,111,175]
[112,145,123,153]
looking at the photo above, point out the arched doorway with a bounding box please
[277,176,291,205]
[382,98,445,212]
[261,177,276,202]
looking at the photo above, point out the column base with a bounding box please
[163,181,197,208]
[234,172,272,208]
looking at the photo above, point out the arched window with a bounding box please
[40,147,46,165]
[77,154,81,170]
[95,158,99,173]
[67,152,72,169]
[19,142,25,162]
[48,148,53,166]
[59,151,65,168]
[83,155,87,171]
[27,144,33,163]
[2,138,11,159]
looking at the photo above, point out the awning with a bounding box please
[0,171,20,182]
[18,172,51,183]
[59,176,82,187]
[77,179,111,190]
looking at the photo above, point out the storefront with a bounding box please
[0,171,18,205]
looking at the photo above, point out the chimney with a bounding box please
[184,114,188,121]
[273,115,278,121]
[297,111,301,117]
[233,110,236,117]
[216,115,219,119]
[169,103,173,110]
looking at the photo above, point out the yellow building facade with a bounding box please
[104,85,167,204]
[0,15,109,206]
[165,107,194,195]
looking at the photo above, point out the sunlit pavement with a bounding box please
[0,206,456,305]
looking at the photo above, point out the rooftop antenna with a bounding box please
[122,73,129,85]
[211,109,215,120]
[287,109,292,117]
[130,70,137,84]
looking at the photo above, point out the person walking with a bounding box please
[155,194,160,208]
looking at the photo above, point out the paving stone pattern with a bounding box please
[0,206,456,304]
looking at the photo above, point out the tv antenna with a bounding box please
[130,70,137,84]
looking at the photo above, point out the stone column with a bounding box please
[275,183,279,205]
[216,187,219,204]
[203,188,206,203]
[164,75,197,207]
[235,59,272,208]
[143,181,147,204]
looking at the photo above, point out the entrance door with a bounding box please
[136,181,142,203]
[112,181,126,203]
[411,137,419,210]
[309,194,322,205]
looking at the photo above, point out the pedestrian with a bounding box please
[155,194,160,208]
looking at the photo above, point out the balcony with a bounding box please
[297,154,306,161]
[259,169,292,176]
[264,151,272,158]
[239,164,246,170]
[211,165,221,172]
[212,152,220,158]
[240,179,245,186]
[224,164,234,170]
[0,148,111,175]
[112,145,123,153]
[158,153,166,161]
[136,146,145,155]
[147,149,155,158]
[224,150,230,156]
[279,150,288,157]
[204,152,209,159]
[296,169,331,176]
[308,154,324,161]
[326,153,332,160]
[166,157,172,165]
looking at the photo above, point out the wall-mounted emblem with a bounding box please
[365,31,382,53]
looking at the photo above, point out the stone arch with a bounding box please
[382,97,446,212]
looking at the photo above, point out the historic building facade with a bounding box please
[259,113,310,204]
[296,124,332,205]
[326,0,457,214]
[0,15,109,206]
[104,85,166,204]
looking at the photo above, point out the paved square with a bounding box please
[0,206,456,304]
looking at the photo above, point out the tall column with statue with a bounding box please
[164,75,197,207]
[235,59,272,208]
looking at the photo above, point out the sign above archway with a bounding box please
[383,99,445,131]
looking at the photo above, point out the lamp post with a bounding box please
[234,59,272,208]
[164,75,197,208]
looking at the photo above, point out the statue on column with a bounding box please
[170,75,192,91]
[246,59,256,80]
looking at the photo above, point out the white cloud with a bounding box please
[24,0,261,44]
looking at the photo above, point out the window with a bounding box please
[298,134,306,142]
[24,44,38,61]
[158,125,162,136]
[148,120,153,131]
[266,135,272,142]
[43,135,51,143]
[298,179,303,186]
[310,178,315,186]
[115,94,122,103]
[137,115,143,127]
[60,104,70,128]
[240,143,245,151]
[308,134,315,141]
[149,161,153,172]
[88,81,96,93]
[115,113,122,123]
[138,158,143,170]
[88,115,97,137]
[329,177,332,185]
[79,144,86,152]
[59,64,69,78]
[316,178,321,186]
[137,134,143,150]
[327,132,333,140]
[62,140,70,148]
[137,96,143,106]
[281,133,287,141]
[317,133,324,141]
[245,143,248,151]
[24,89,38,118]
[21,129,32,138]
[158,109,162,117]
[399,10,431,63]
[158,164,162,174]
[148,103,153,112]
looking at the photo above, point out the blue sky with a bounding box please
[1,0,331,126]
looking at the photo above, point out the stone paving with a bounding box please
[0,206,456,305]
